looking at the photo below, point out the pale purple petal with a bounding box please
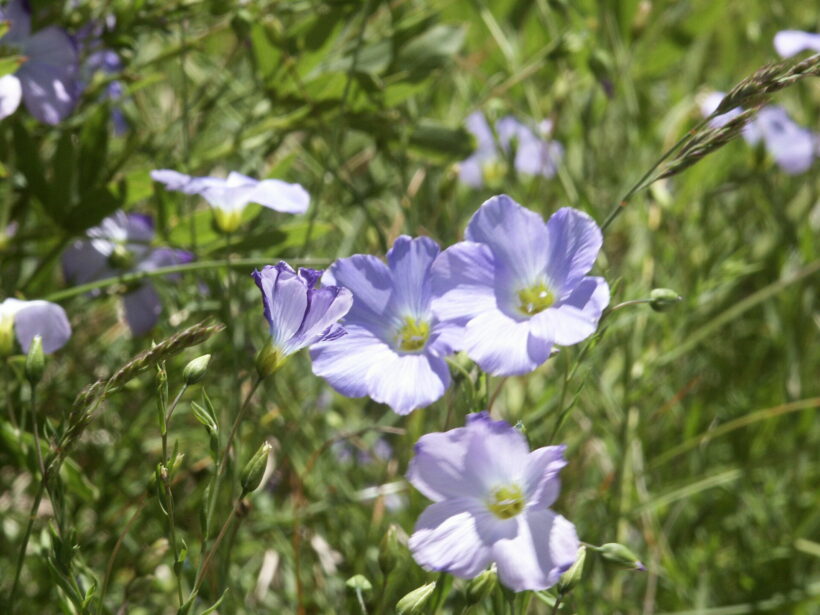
[515,137,563,179]
[774,30,820,58]
[492,510,579,591]
[327,254,393,331]
[544,207,603,292]
[286,285,352,352]
[251,179,310,214]
[459,111,497,188]
[466,195,550,285]
[200,183,257,213]
[62,237,112,285]
[0,0,31,43]
[310,325,395,398]
[17,27,78,125]
[7,299,71,353]
[430,241,497,325]
[458,154,486,188]
[122,283,162,335]
[0,74,22,120]
[466,111,495,151]
[409,498,495,578]
[463,308,552,376]
[387,235,439,317]
[151,169,195,192]
[464,411,531,489]
[137,248,194,272]
[757,106,815,174]
[365,351,450,415]
[407,424,486,501]
[523,445,567,509]
[252,263,308,350]
[427,319,464,356]
[530,276,609,346]
[496,116,529,149]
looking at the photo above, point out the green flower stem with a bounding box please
[190,501,240,602]
[43,257,330,303]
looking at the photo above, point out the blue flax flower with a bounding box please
[431,195,609,376]
[310,236,461,415]
[408,411,578,592]
[702,92,817,175]
[0,0,78,124]
[459,111,563,188]
[252,262,352,371]
[151,170,309,233]
[0,298,71,356]
[62,212,193,335]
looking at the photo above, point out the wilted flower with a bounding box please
[459,111,563,188]
[431,195,609,376]
[0,298,71,356]
[407,411,578,592]
[0,0,78,124]
[774,30,820,58]
[701,92,816,174]
[252,262,352,373]
[151,170,310,232]
[310,236,460,415]
[62,212,193,335]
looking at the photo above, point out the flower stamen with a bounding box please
[487,484,525,519]
[395,317,430,353]
[517,282,555,316]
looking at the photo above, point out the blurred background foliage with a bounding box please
[0,0,818,613]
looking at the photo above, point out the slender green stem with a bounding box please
[28,385,47,490]
[600,116,712,233]
[43,258,329,302]
[8,478,45,611]
[550,593,563,615]
[355,587,369,615]
[191,503,239,600]
[202,377,263,556]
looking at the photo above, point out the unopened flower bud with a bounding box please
[378,524,403,575]
[255,342,284,379]
[649,288,682,312]
[465,565,497,605]
[0,311,15,357]
[240,441,272,495]
[595,542,646,571]
[345,574,373,592]
[396,581,436,615]
[557,545,586,594]
[183,354,211,385]
[25,335,45,385]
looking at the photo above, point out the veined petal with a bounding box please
[409,498,495,578]
[0,74,22,120]
[466,195,550,285]
[463,308,552,376]
[530,276,609,347]
[407,423,483,501]
[524,445,567,509]
[252,263,308,351]
[6,299,71,354]
[201,183,257,213]
[327,254,393,331]
[492,510,579,591]
[544,207,603,292]
[387,235,439,318]
[430,241,497,324]
[310,325,395,398]
[151,169,194,192]
[366,351,450,415]
[286,285,352,353]
[464,411,531,491]
[62,238,113,285]
[251,179,310,214]
[122,283,162,335]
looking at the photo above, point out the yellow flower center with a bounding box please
[108,243,136,270]
[517,282,555,316]
[395,317,430,353]
[482,159,508,186]
[487,484,525,519]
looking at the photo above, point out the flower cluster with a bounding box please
[62,212,193,335]
[0,0,79,124]
[459,112,564,188]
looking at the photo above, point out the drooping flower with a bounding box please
[774,30,820,58]
[252,262,352,373]
[151,170,310,233]
[431,195,609,377]
[701,92,816,174]
[459,111,563,188]
[0,298,71,356]
[310,236,461,415]
[407,411,578,592]
[62,212,193,335]
[0,0,79,124]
